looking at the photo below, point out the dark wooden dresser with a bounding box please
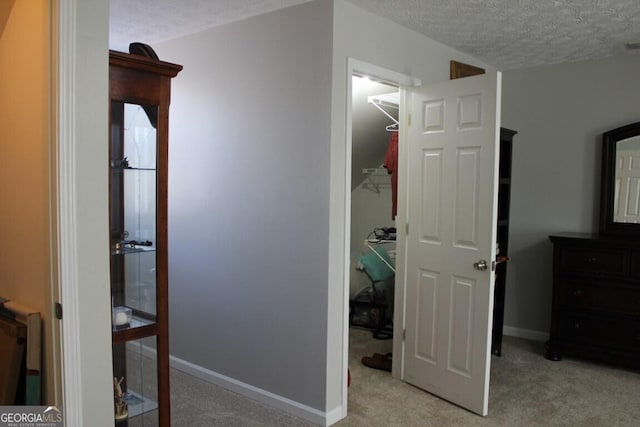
[547,232,640,369]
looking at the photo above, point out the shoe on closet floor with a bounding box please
[362,353,392,371]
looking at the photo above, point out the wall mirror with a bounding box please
[600,121,640,237]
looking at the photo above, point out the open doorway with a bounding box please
[342,60,420,412]
[347,74,399,378]
[343,59,503,419]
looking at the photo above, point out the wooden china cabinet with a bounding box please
[109,44,181,426]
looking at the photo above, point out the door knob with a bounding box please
[473,260,488,271]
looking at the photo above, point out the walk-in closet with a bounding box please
[348,75,400,376]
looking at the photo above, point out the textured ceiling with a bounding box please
[348,0,640,70]
[110,0,640,70]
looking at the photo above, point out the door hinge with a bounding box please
[54,302,63,320]
[402,329,406,340]
[408,114,412,127]
[491,260,496,272]
[406,223,409,235]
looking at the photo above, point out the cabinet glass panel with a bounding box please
[110,102,158,329]
[113,336,159,425]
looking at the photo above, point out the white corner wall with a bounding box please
[502,54,640,337]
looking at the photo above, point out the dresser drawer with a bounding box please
[632,253,640,278]
[559,247,628,276]
[559,279,640,315]
[558,312,640,352]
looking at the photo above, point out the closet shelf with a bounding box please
[111,167,156,173]
[368,92,400,131]
[111,246,156,256]
[368,92,399,108]
[362,167,389,176]
[365,238,395,244]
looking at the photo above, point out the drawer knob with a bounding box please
[573,289,583,297]
[587,257,597,264]
[574,322,580,329]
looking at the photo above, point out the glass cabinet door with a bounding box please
[113,337,159,425]
[110,101,160,424]
[111,102,158,329]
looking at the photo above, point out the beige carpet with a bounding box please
[170,368,314,427]
[169,328,640,426]
[340,328,640,426]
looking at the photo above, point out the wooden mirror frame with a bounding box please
[599,121,640,237]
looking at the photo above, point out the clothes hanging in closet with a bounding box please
[383,131,398,220]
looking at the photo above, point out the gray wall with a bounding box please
[156,0,333,409]
[502,54,640,335]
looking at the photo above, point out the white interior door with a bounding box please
[615,148,640,223]
[401,72,500,416]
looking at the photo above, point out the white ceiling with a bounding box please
[109,0,313,52]
[109,0,640,70]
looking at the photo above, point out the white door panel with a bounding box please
[402,73,500,416]
[615,148,640,223]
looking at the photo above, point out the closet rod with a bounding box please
[368,93,399,109]
[362,167,388,175]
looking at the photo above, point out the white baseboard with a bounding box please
[324,406,345,426]
[503,325,548,342]
[169,354,339,426]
